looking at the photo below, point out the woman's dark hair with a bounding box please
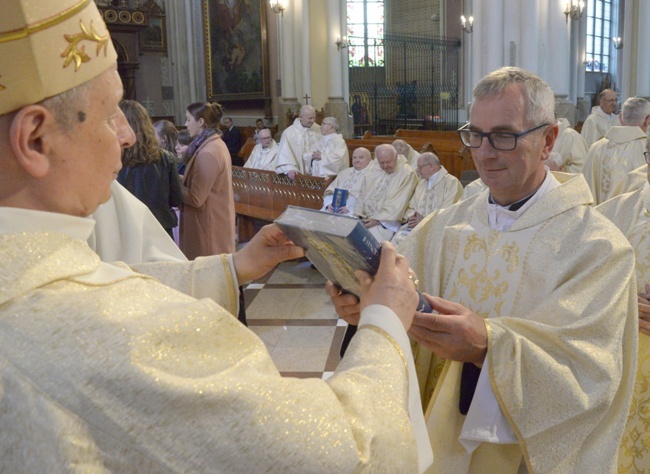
[153,120,178,155]
[186,101,223,130]
[177,129,192,146]
[120,100,161,167]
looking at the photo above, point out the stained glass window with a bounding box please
[347,1,384,67]
[586,0,618,73]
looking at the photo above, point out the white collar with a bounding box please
[0,207,96,241]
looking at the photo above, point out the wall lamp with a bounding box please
[460,15,473,34]
[564,0,585,23]
[612,37,623,50]
[269,0,287,16]
[335,36,349,51]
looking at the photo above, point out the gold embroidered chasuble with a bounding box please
[356,155,419,221]
[403,167,463,221]
[597,184,650,474]
[581,125,647,204]
[0,209,424,473]
[398,173,638,473]
[607,164,647,199]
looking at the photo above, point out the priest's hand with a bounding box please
[326,281,361,326]
[363,218,380,229]
[407,211,424,228]
[409,294,488,366]
[233,224,305,284]
[288,170,297,180]
[356,242,418,330]
[638,283,650,336]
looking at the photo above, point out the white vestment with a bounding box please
[582,125,647,204]
[398,172,637,473]
[391,167,463,245]
[0,207,432,473]
[308,133,350,177]
[580,105,621,147]
[548,118,588,173]
[356,156,419,241]
[607,164,647,199]
[596,184,650,474]
[461,178,487,200]
[322,165,371,215]
[275,118,322,174]
[244,140,279,171]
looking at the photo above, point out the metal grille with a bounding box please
[349,34,461,137]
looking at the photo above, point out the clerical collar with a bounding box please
[488,179,545,211]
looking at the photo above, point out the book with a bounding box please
[331,188,349,213]
[275,206,432,313]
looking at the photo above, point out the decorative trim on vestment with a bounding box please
[360,324,408,380]
[221,254,238,316]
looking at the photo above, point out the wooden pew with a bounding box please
[232,167,333,241]
[345,129,475,180]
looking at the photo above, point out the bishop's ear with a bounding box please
[8,105,58,178]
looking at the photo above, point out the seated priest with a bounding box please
[393,138,421,169]
[391,152,463,246]
[243,128,279,171]
[322,146,373,216]
[355,144,418,242]
[545,117,588,173]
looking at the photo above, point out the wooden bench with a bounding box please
[344,129,475,180]
[232,167,333,241]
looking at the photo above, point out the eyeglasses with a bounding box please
[416,163,432,170]
[602,98,619,103]
[458,123,550,151]
[644,151,650,165]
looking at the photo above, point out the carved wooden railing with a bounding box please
[232,167,333,241]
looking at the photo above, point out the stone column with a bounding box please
[278,0,301,133]
[324,0,353,138]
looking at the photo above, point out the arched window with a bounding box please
[347,1,384,67]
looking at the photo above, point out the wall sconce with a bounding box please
[335,36,349,51]
[269,0,287,16]
[612,37,623,50]
[460,15,473,34]
[564,0,585,23]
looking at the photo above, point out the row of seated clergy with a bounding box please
[243,128,279,170]
[391,152,464,246]
[582,97,650,204]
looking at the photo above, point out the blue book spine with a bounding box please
[347,221,381,273]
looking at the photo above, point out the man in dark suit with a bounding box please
[221,117,243,166]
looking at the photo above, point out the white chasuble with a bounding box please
[399,173,637,473]
[0,208,432,473]
[597,184,650,474]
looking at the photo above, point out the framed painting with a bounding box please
[140,14,167,55]
[202,0,270,103]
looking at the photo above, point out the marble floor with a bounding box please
[243,259,348,379]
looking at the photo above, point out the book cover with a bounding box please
[275,206,379,297]
[331,188,349,213]
[275,206,432,313]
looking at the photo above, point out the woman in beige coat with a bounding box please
[179,102,236,259]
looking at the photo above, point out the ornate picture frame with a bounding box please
[202,0,270,104]
[140,14,167,55]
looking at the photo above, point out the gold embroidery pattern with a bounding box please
[61,20,109,71]
[458,235,519,302]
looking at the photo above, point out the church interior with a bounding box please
[98,0,650,375]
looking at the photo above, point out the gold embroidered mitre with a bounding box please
[0,0,116,115]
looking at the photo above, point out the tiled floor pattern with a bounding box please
[244,259,348,379]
